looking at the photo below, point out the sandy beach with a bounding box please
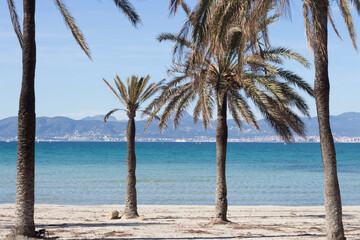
[1,205,360,240]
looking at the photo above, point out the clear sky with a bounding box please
[0,1,359,120]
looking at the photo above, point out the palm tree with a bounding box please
[146,4,314,222]
[302,2,358,238]
[182,0,360,238]
[7,0,140,237]
[103,75,163,219]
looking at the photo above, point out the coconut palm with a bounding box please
[7,0,140,237]
[103,75,163,219]
[183,0,360,238]
[146,4,314,222]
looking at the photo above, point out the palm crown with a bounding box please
[103,75,164,121]
[145,4,314,142]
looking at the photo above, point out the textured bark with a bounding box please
[13,0,36,237]
[215,94,228,222]
[313,2,345,239]
[123,114,139,218]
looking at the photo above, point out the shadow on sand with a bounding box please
[59,233,325,240]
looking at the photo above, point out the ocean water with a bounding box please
[0,142,359,206]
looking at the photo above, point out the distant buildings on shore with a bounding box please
[2,135,360,143]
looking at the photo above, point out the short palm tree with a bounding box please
[183,0,360,238]
[103,75,163,219]
[146,4,314,222]
[7,0,140,237]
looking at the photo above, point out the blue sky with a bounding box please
[0,1,359,120]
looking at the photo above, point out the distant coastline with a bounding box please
[1,112,360,143]
[2,136,360,143]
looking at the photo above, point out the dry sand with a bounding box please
[1,204,360,240]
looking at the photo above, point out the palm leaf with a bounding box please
[7,0,23,48]
[103,78,126,106]
[337,0,357,49]
[112,0,141,26]
[104,109,121,123]
[54,0,92,59]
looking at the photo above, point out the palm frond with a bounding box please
[328,8,343,40]
[7,0,23,48]
[336,0,357,49]
[112,0,141,26]
[303,0,314,53]
[104,108,121,123]
[275,68,314,97]
[262,47,311,68]
[169,0,183,15]
[54,0,92,59]
[103,78,126,106]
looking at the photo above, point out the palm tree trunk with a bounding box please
[215,94,228,222]
[313,2,345,239]
[13,0,36,237]
[123,115,139,218]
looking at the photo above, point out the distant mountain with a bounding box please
[81,115,117,122]
[1,112,360,142]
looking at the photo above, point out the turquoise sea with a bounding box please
[0,142,359,206]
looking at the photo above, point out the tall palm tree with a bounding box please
[182,0,360,238]
[103,75,163,219]
[302,2,358,238]
[146,4,314,222]
[170,0,360,237]
[7,0,140,237]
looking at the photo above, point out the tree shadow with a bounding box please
[64,237,236,240]
[240,233,326,238]
[60,234,326,240]
[36,222,168,229]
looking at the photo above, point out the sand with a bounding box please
[1,204,360,240]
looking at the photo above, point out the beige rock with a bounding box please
[106,210,119,220]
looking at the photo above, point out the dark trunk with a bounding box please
[313,2,345,239]
[215,94,228,222]
[13,0,36,237]
[123,114,139,218]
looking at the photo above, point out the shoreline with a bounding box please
[1,204,360,239]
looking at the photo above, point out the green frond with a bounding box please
[328,9,343,40]
[262,47,311,68]
[275,68,314,97]
[112,0,141,27]
[228,99,243,131]
[7,0,23,48]
[114,76,129,107]
[173,92,196,128]
[303,0,314,53]
[159,85,193,131]
[169,0,183,15]
[234,93,259,130]
[104,75,161,121]
[54,0,92,59]
[336,0,357,49]
[103,78,126,106]
[104,109,121,123]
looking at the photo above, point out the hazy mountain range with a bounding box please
[1,112,360,142]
